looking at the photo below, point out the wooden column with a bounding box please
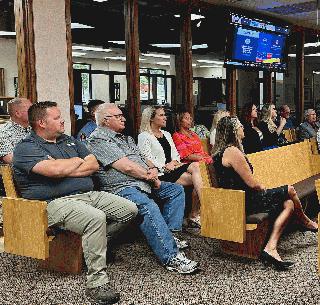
[226,67,236,116]
[263,70,272,104]
[179,4,193,117]
[296,31,305,124]
[14,0,37,102]
[124,0,140,138]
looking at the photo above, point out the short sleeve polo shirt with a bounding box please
[13,131,94,201]
[87,127,151,194]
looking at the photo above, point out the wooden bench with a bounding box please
[200,139,320,259]
[0,164,83,274]
[283,129,297,143]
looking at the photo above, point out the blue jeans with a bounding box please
[119,181,185,265]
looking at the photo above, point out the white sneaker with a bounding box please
[173,236,189,250]
[166,252,199,274]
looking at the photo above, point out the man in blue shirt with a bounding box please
[13,101,138,305]
[77,99,105,141]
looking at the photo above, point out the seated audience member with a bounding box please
[0,97,32,164]
[87,103,199,274]
[298,109,320,141]
[138,106,203,228]
[240,102,263,154]
[172,111,212,164]
[13,101,138,305]
[277,105,295,130]
[258,103,286,150]
[209,110,230,147]
[212,116,318,270]
[77,99,105,141]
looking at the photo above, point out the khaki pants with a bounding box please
[47,191,138,288]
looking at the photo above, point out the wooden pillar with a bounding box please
[179,5,193,117]
[14,0,37,102]
[124,0,140,138]
[14,0,75,135]
[296,31,305,124]
[263,71,272,104]
[226,67,236,115]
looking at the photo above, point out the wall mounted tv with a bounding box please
[225,13,290,72]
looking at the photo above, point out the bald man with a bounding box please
[0,97,32,164]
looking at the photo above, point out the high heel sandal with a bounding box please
[260,251,294,271]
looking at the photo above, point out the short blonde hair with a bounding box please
[95,103,117,127]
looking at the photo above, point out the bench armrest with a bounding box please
[200,187,246,243]
[2,197,49,260]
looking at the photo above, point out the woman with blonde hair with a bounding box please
[209,110,230,146]
[138,106,203,228]
[258,103,286,150]
[213,116,317,270]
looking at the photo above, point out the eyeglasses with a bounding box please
[104,114,125,120]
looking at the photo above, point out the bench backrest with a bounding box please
[0,164,18,198]
[247,140,319,188]
[283,129,297,142]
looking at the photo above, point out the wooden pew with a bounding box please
[200,140,320,259]
[0,165,83,274]
[283,129,297,143]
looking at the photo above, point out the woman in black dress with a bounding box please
[212,116,318,270]
[240,102,263,154]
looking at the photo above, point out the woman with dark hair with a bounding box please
[212,116,318,270]
[240,102,263,154]
[172,111,212,164]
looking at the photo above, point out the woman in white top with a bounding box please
[138,106,203,228]
[209,110,230,147]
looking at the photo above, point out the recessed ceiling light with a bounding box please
[304,42,320,48]
[73,45,111,52]
[155,62,170,66]
[71,23,94,29]
[108,40,125,45]
[0,31,16,36]
[72,52,87,57]
[192,44,208,49]
[305,53,320,56]
[174,14,205,21]
[197,59,223,64]
[105,56,126,61]
[288,54,296,57]
[151,44,180,48]
[142,53,170,59]
[93,0,108,2]
[199,65,222,68]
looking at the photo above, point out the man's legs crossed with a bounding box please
[118,187,177,265]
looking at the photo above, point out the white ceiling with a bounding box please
[205,0,320,30]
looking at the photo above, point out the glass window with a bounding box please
[73,63,91,104]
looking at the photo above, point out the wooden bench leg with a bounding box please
[220,219,270,259]
[39,231,83,274]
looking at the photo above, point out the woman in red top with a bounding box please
[173,112,212,164]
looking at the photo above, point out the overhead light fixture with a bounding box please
[313,71,320,74]
[151,43,180,48]
[288,54,296,57]
[305,53,320,56]
[174,14,205,21]
[108,40,125,45]
[192,44,208,49]
[155,62,170,66]
[0,31,16,36]
[199,65,223,68]
[93,0,108,2]
[71,23,94,29]
[304,42,320,48]
[105,56,126,61]
[192,64,196,67]
[196,21,202,28]
[197,59,223,64]
[73,45,111,52]
[142,53,170,59]
[72,52,87,57]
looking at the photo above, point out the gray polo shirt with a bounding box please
[13,131,94,201]
[87,127,151,194]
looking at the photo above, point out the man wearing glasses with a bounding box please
[298,109,320,141]
[278,105,295,130]
[87,103,199,275]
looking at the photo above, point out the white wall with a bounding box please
[0,38,17,97]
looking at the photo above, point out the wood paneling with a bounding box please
[124,0,141,138]
[179,5,193,117]
[296,30,305,124]
[226,67,236,115]
[14,0,37,102]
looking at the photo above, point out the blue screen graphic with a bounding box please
[233,27,285,65]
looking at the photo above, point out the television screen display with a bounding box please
[225,13,290,71]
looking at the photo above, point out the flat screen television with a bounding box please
[225,13,290,72]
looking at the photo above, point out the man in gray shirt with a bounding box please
[87,103,199,274]
[13,101,138,305]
